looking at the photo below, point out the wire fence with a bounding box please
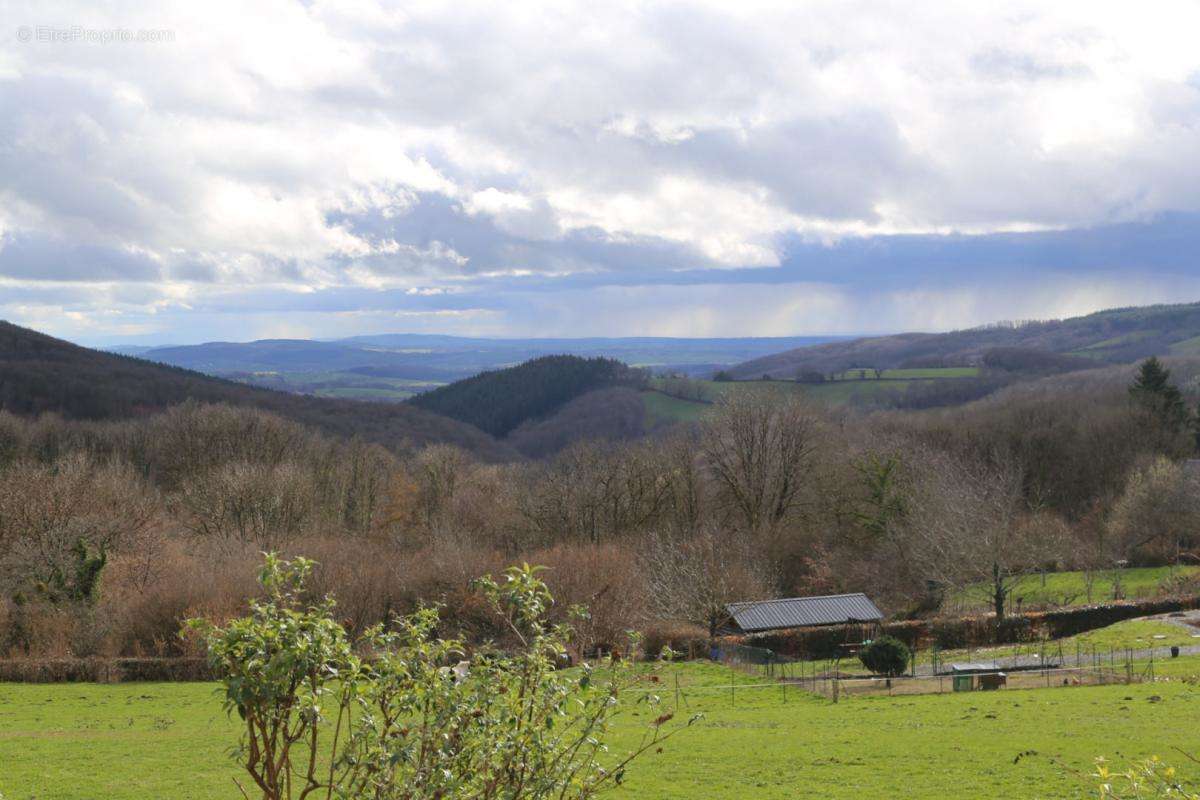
[712,640,1168,701]
[625,662,1153,711]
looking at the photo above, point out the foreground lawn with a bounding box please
[2,662,1198,799]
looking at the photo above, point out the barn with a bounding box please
[724,592,884,635]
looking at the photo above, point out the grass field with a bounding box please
[1071,618,1200,651]
[831,367,980,380]
[802,379,913,404]
[788,613,1200,677]
[1079,331,1161,352]
[905,618,1200,673]
[643,390,712,425]
[235,370,446,401]
[645,379,907,420]
[2,660,1198,799]
[1169,334,1200,356]
[949,566,1198,612]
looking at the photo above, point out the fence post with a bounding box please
[833,677,839,704]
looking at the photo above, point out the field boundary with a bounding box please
[0,657,212,683]
[728,594,1200,660]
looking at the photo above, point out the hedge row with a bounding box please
[0,657,213,683]
[726,594,1200,660]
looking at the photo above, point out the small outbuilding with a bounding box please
[949,662,1006,691]
[724,592,884,635]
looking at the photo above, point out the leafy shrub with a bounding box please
[189,555,696,800]
[859,635,910,676]
[1096,756,1199,798]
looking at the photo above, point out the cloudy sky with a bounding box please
[4,1,1200,345]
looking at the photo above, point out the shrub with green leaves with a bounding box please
[1096,756,1199,799]
[188,555,695,800]
[858,635,910,676]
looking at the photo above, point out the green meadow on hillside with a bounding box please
[780,610,1200,678]
[831,367,981,380]
[643,389,712,425]
[1168,334,1200,355]
[2,659,1198,800]
[644,366,985,421]
[949,566,1199,613]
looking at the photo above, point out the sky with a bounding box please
[4,2,1200,345]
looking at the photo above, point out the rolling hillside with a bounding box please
[114,333,846,400]
[728,301,1200,379]
[0,321,518,461]
[407,355,644,437]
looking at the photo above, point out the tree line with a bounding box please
[408,355,647,437]
[1,357,1199,660]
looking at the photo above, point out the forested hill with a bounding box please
[729,301,1200,379]
[0,321,518,461]
[408,355,646,437]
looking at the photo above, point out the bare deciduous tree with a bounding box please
[0,455,154,574]
[175,461,315,551]
[1107,456,1200,565]
[906,450,1066,620]
[701,392,821,532]
[642,526,774,637]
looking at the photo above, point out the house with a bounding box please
[723,592,884,635]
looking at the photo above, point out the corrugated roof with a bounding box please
[950,662,1001,674]
[725,593,883,632]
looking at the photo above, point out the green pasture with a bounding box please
[2,660,1198,800]
[785,615,1200,678]
[645,378,907,417]
[830,367,979,380]
[908,618,1200,673]
[1168,335,1200,356]
[1078,330,1161,352]
[949,566,1198,612]
[643,390,712,425]
[235,370,445,402]
[1072,618,1199,651]
[801,378,912,404]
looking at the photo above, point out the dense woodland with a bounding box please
[408,355,646,437]
[0,322,517,461]
[2,348,1200,659]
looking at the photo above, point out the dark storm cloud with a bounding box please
[0,234,161,282]
[330,193,717,278]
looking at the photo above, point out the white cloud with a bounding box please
[3,0,1200,341]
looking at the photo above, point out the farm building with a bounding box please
[724,592,884,635]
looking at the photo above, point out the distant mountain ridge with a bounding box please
[112,334,846,380]
[728,302,1200,379]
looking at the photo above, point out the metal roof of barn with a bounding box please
[725,593,883,632]
[950,662,1002,674]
